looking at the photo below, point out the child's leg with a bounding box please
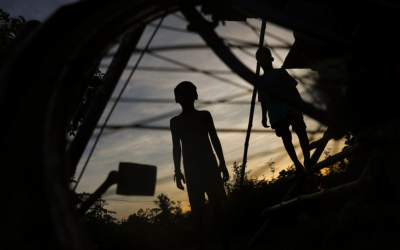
[291,115,311,168]
[280,129,304,171]
[186,182,206,250]
[191,205,205,250]
[209,201,230,250]
[295,129,311,168]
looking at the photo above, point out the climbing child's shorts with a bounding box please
[274,113,307,137]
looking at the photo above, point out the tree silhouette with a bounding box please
[86,198,117,224]
[0,9,26,50]
[75,192,117,223]
[151,193,177,225]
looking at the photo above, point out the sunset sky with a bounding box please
[5,0,344,220]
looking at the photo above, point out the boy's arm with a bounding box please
[170,119,185,190]
[205,112,229,182]
[260,99,270,128]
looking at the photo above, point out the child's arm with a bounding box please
[260,99,270,128]
[170,118,185,190]
[205,112,229,182]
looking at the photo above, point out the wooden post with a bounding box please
[262,180,359,218]
[286,141,372,183]
[240,19,267,190]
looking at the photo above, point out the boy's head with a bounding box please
[256,47,274,66]
[174,81,198,103]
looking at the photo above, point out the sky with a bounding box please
[4,0,345,220]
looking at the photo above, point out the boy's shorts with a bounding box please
[274,113,307,137]
[183,154,227,210]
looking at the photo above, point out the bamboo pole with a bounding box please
[98,124,323,133]
[240,19,267,190]
[262,181,359,218]
[308,129,332,167]
[309,131,333,150]
[286,141,372,182]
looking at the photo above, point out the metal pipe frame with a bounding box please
[180,4,331,126]
[67,27,145,174]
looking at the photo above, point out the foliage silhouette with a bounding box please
[0,9,26,50]
[69,68,104,136]
[67,134,399,250]
[151,193,179,225]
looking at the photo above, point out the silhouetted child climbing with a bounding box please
[170,81,230,250]
[256,47,310,174]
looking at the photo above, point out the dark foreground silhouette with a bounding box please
[77,141,400,250]
[256,47,311,173]
[170,81,230,250]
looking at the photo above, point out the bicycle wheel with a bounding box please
[0,1,183,249]
[0,0,326,248]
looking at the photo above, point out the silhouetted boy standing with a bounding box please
[170,81,230,250]
[256,47,310,173]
